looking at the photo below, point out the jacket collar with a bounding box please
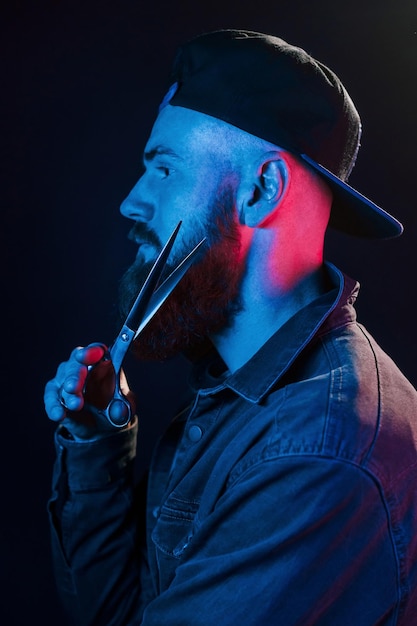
[191,264,359,403]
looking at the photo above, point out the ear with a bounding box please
[238,156,289,228]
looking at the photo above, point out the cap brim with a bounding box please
[300,153,403,239]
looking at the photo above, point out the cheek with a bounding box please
[160,187,208,241]
[238,225,254,263]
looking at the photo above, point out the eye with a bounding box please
[157,166,172,178]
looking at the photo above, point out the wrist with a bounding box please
[58,416,137,443]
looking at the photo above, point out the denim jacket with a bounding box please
[49,263,417,625]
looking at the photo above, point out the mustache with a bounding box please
[128,222,162,248]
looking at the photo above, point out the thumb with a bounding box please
[75,342,108,366]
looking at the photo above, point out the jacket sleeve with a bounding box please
[47,419,153,625]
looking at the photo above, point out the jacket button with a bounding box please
[188,425,203,442]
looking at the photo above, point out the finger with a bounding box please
[44,379,67,422]
[52,360,89,413]
[60,363,89,411]
[119,369,136,414]
[60,389,85,412]
[61,364,89,394]
[54,359,89,396]
[74,343,108,366]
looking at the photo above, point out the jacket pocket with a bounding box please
[151,492,200,591]
[151,492,199,558]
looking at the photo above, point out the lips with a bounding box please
[127,224,164,265]
[134,242,155,262]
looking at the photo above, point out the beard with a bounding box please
[118,184,244,361]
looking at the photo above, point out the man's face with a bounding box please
[118,106,245,360]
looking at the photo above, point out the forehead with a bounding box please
[145,105,234,162]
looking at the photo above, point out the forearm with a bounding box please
[48,418,151,625]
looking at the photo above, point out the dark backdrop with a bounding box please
[2,1,416,623]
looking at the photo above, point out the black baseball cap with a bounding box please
[160,29,403,239]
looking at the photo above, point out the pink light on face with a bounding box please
[259,152,331,296]
[238,225,255,264]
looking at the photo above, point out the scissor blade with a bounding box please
[124,221,182,332]
[134,236,206,338]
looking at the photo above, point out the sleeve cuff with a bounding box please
[55,417,138,492]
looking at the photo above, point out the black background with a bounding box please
[2,1,416,623]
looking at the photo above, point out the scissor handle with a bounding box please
[83,393,131,428]
[82,356,133,428]
[102,378,132,427]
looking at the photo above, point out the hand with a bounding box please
[44,342,135,439]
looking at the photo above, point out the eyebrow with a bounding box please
[143,145,184,163]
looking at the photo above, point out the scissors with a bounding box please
[65,221,206,428]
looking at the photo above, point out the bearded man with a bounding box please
[44,30,417,625]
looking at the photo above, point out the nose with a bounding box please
[119,178,154,223]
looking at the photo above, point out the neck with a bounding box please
[210,264,327,373]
